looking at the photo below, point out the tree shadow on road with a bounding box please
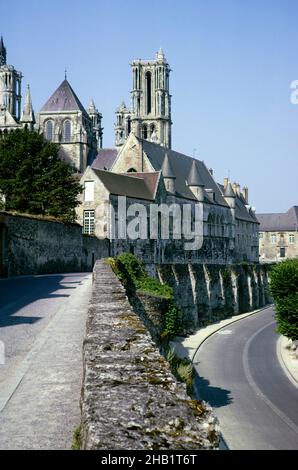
[0,274,86,328]
[194,372,233,408]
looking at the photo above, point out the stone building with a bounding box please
[0,37,35,134]
[115,49,172,150]
[0,37,103,173]
[37,78,103,173]
[78,133,259,264]
[258,206,298,262]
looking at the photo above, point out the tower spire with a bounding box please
[21,84,35,129]
[0,35,7,66]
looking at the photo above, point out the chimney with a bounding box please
[243,186,248,203]
[209,168,213,176]
[224,177,229,189]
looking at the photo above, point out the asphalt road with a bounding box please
[0,273,89,383]
[0,273,91,449]
[194,307,298,450]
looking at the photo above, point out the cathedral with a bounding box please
[115,48,172,149]
[0,37,103,173]
[0,37,259,263]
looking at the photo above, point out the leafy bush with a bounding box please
[108,253,182,337]
[163,302,182,337]
[269,259,298,341]
[111,252,173,299]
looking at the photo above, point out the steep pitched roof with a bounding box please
[91,149,118,171]
[187,160,205,186]
[257,206,298,231]
[40,79,88,115]
[217,183,258,223]
[224,181,235,198]
[92,169,159,201]
[161,153,176,178]
[137,137,228,205]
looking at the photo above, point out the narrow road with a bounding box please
[0,273,91,450]
[194,307,298,450]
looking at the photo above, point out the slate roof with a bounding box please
[215,184,258,223]
[91,149,118,171]
[224,181,235,198]
[92,169,160,201]
[161,153,176,178]
[257,206,298,231]
[40,79,88,115]
[187,160,205,187]
[138,138,228,205]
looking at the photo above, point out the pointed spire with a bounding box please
[0,35,7,66]
[88,98,97,113]
[162,152,175,178]
[64,68,67,80]
[187,160,205,187]
[21,84,35,124]
[156,47,166,62]
[224,181,236,198]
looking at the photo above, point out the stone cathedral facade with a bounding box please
[0,37,103,173]
[115,48,172,149]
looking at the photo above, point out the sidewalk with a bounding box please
[171,306,272,363]
[277,336,298,389]
[0,274,92,450]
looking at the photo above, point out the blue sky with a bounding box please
[2,0,298,212]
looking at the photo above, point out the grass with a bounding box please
[71,426,81,450]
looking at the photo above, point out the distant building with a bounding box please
[257,206,298,262]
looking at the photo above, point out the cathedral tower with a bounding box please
[0,36,22,121]
[115,49,172,149]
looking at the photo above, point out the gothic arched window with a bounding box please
[45,120,53,141]
[146,71,152,114]
[63,120,71,142]
[142,124,148,140]
[150,124,155,136]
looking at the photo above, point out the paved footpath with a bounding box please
[0,273,92,450]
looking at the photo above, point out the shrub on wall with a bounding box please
[108,253,181,337]
[269,259,298,341]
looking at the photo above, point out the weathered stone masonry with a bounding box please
[0,212,109,277]
[80,260,219,450]
[155,263,271,332]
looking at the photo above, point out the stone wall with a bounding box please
[0,211,109,277]
[80,260,219,450]
[155,262,272,333]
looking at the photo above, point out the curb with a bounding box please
[190,305,273,363]
[276,336,298,390]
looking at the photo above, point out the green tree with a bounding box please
[0,129,82,222]
[270,259,298,341]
